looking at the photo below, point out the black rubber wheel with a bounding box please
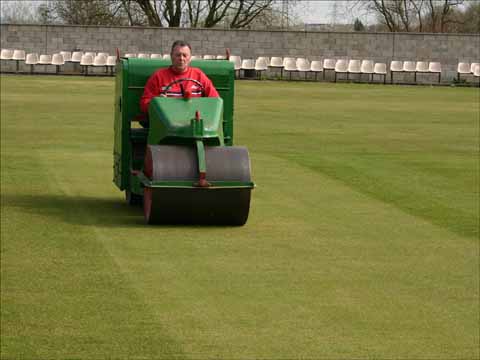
[125,190,143,206]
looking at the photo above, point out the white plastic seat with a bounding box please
[296,58,310,79]
[282,57,295,67]
[84,51,96,58]
[25,53,39,73]
[334,59,348,82]
[11,50,26,72]
[1,49,14,60]
[138,53,149,59]
[373,63,387,83]
[51,53,64,74]
[429,62,442,83]
[390,61,403,83]
[25,53,38,65]
[414,61,430,83]
[12,50,25,61]
[71,51,83,63]
[80,54,94,75]
[269,57,283,68]
[229,55,242,70]
[323,59,336,80]
[456,62,470,81]
[310,60,323,80]
[93,54,107,66]
[240,59,255,78]
[360,60,374,82]
[347,59,361,80]
[402,61,416,83]
[473,64,480,77]
[97,52,109,58]
[403,61,416,72]
[60,51,72,62]
[162,54,170,60]
[106,55,116,75]
[283,58,297,80]
[125,53,137,58]
[471,63,479,74]
[190,55,202,60]
[254,57,269,78]
[203,55,215,60]
[216,55,227,60]
[38,54,52,65]
[150,53,162,59]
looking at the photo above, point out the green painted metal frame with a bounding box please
[113,58,236,194]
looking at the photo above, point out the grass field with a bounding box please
[1,74,479,359]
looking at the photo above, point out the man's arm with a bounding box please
[140,74,160,113]
[199,71,219,97]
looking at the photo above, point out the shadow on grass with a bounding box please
[2,193,146,228]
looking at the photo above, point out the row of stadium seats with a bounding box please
[2,49,479,84]
[0,49,117,75]
[230,56,480,84]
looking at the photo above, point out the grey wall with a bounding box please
[1,24,479,80]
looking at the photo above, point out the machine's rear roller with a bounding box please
[143,145,252,225]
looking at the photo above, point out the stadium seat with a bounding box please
[296,58,310,80]
[240,58,255,79]
[347,59,361,81]
[471,63,479,74]
[138,53,149,59]
[51,53,65,74]
[93,54,107,74]
[1,49,14,60]
[25,53,39,74]
[80,54,94,75]
[37,54,52,74]
[309,60,323,81]
[229,55,242,78]
[203,55,215,60]
[390,60,403,83]
[268,56,284,77]
[12,49,26,72]
[334,59,348,82]
[414,61,429,82]
[84,51,96,58]
[71,51,83,63]
[457,62,470,81]
[428,62,442,83]
[403,61,416,83]
[323,58,336,80]
[162,54,170,60]
[190,55,201,60]
[283,58,297,80]
[60,51,72,62]
[360,60,374,82]
[150,53,162,59]
[254,57,269,79]
[97,52,109,58]
[125,53,137,58]
[106,55,116,75]
[373,63,387,84]
[216,55,227,60]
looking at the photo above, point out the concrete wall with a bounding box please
[1,24,479,81]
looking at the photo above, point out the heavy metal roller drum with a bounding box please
[143,145,252,225]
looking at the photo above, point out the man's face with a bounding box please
[171,45,191,73]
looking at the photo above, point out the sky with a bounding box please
[0,0,373,26]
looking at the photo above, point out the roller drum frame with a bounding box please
[143,145,252,225]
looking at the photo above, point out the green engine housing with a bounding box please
[113,58,235,191]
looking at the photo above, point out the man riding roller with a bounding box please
[140,40,219,114]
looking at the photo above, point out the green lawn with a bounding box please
[1,75,478,359]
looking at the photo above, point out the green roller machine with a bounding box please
[113,57,254,225]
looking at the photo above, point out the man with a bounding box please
[140,40,219,114]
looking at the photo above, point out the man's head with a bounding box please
[170,40,192,73]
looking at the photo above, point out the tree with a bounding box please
[354,18,365,31]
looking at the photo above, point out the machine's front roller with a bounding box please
[143,145,252,225]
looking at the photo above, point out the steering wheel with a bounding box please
[162,78,205,97]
